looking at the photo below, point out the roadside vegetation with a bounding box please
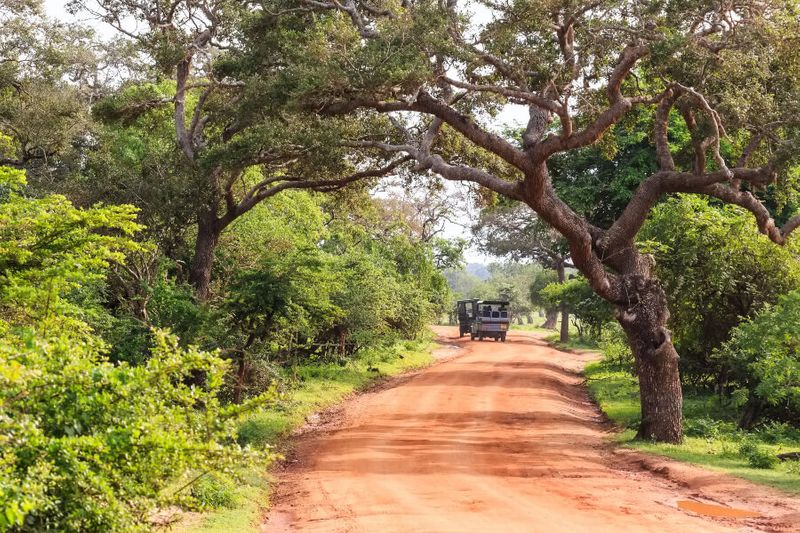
[587,359,800,495]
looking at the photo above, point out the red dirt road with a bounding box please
[262,327,800,532]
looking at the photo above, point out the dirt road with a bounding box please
[263,327,800,532]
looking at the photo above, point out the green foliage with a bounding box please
[486,262,545,322]
[641,195,800,388]
[0,167,141,331]
[550,108,664,227]
[683,417,736,439]
[755,421,800,445]
[739,439,778,469]
[236,414,278,449]
[0,168,270,531]
[540,277,614,340]
[81,81,198,247]
[599,323,635,371]
[716,290,800,419]
[528,268,558,310]
[190,474,238,510]
[208,192,446,401]
[0,330,268,531]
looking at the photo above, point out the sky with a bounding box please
[44,0,116,38]
[42,0,526,265]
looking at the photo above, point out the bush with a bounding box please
[683,417,736,439]
[739,439,778,469]
[755,421,800,444]
[0,330,271,531]
[599,323,635,371]
[716,290,800,426]
[0,169,272,530]
[190,474,238,510]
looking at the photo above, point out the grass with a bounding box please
[178,337,437,532]
[543,333,598,352]
[584,360,800,494]
[511,316,586,336]
[510,322,557,333]
[509,317,597,351]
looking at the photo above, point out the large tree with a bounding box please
[0,1,121,181]
[68,0,411,299]
[240,0,800,442]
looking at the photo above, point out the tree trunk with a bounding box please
[617,277,683,443]
[738,396,763,430]
[233,353,247,404]
[560,306,570,343]
[556,261,569,343]
[541,308,557,329]
[189,212,221,301]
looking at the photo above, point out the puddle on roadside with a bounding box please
[677,500,761,518]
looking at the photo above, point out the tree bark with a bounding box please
[560,306,570,343]
[541,308,558,329]
[617,276,683,443]
[189,211,221,301]
[556,261,570,343]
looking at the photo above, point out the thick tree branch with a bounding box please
[440,76,562,115]
[346,138,522,199]
[534,44,651,159]
[782,216,800,239]
[654,89,676,171]
[412,91,532,172]
[174,28,214,162]
[604,166,777,250]
[324,92,531,173]
[225,155,414,225]
[701,183,796,245]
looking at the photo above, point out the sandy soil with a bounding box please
[261,327,800,532]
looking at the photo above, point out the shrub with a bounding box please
[0,330,271,531]
[599,323,635,371]
[640,196,800,389]
[716,290,800,426]
[739,439,778,469]
[190,474,238,510]
[0,168,273,530]
[755,421,800,444]
[683,417,736,439]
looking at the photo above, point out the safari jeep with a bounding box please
[456,298,479,337]
[470,300,510,342]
